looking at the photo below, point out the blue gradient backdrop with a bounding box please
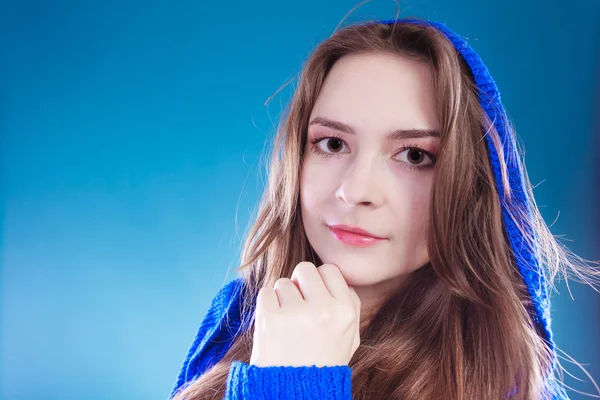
[1,1,599,399]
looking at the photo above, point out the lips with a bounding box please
[327,224,387,247]
[328,224,386,239]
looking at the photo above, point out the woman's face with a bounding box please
[300,51,441,308]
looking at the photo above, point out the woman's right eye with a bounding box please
[309,136,349,157]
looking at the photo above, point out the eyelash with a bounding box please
[308,133,437,171]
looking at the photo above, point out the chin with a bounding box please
[316,253,392,287]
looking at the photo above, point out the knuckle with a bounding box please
[336,303,357,323]
[256,287,271,301]
[316,309,334,324]
[319,263,339,274]
[255,289,270,311]
[257,286,270,295]
[342,308,356,324]
[294,261,316,275]
[274,277,294,288]
[312,303,355,326]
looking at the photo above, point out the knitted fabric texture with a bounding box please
[169,18,568,400]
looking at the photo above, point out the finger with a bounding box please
[316,263,353,302]
[273,278,304,308]
[290,262,330,302]
[256,285,280,315]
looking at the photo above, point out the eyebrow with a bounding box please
[308,117,440,140]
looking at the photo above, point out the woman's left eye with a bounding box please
[394,147,436,168]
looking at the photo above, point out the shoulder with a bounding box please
[207,277,247,317]
[191,276,249,355]
[169,277,250,399]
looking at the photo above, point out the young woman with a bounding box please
[168,17,600,400]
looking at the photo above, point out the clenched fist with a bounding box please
[250,262,362,368]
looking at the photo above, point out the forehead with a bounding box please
[310,52,439,134]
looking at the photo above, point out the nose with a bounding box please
[335,156,385,208]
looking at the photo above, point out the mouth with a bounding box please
[327,224,388,247]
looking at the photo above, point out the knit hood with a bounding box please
[172,18,567,400]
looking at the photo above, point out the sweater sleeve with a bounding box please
[224,361,353,400]
[169,278,246,399]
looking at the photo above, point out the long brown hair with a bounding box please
[172,17,600,400]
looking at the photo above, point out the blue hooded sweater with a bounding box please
[169,18,569,400]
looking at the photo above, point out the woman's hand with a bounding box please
[250,261,362,367]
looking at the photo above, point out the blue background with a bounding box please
[1,1,599,399]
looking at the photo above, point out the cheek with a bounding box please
[408,182,433,249]
[412,186,432,221]
[390,177,433,236]
[300,160,333,210]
